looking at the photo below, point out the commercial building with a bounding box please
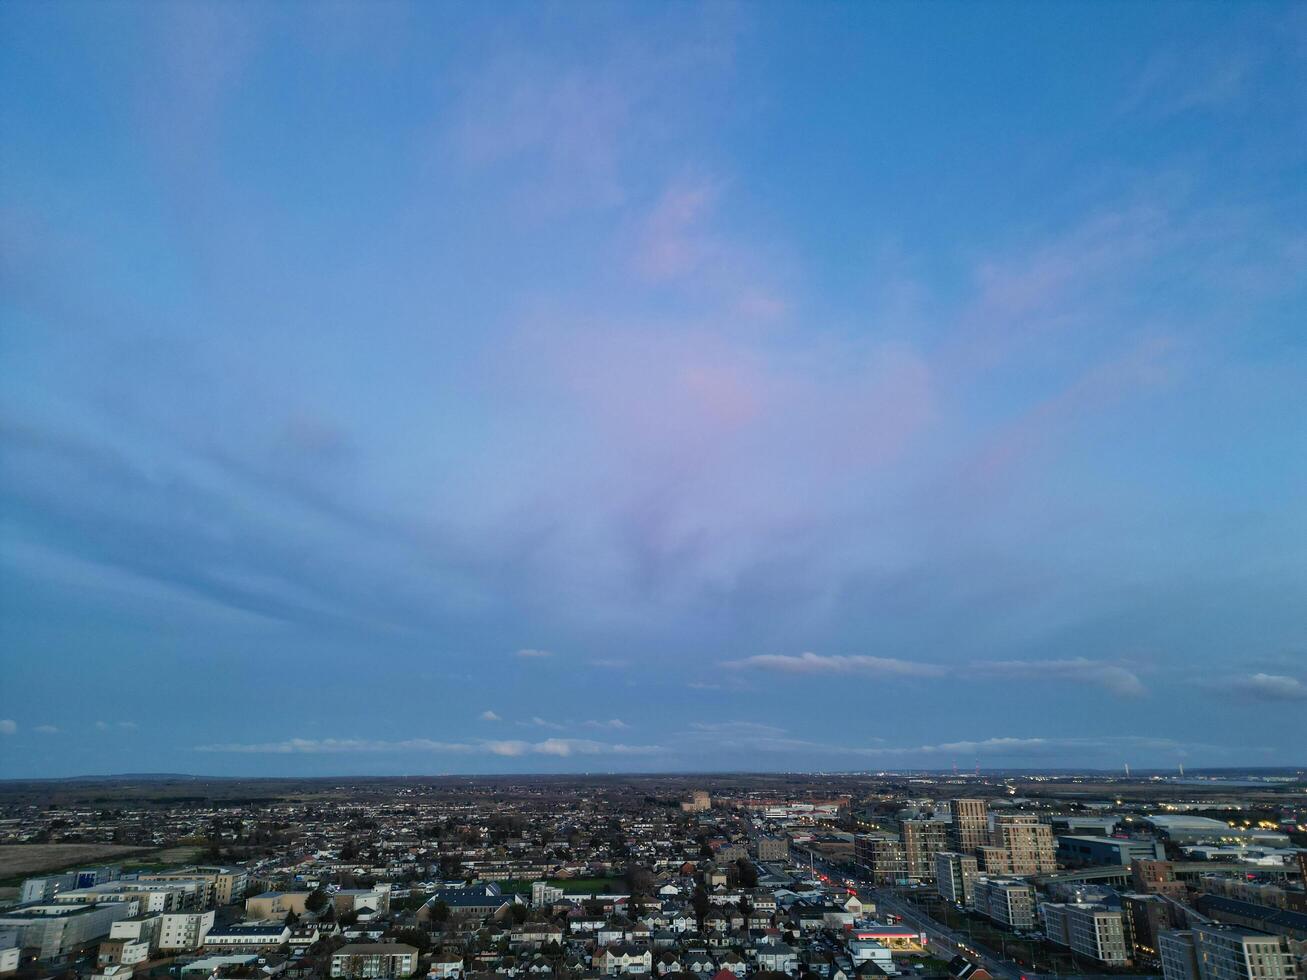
[330,943,419,979]
[971,878,1037,932]
[936,852,979,907]
[1144,817,1291,848]
[1041,903,1131,965]
[1057,836,1167,868]
[949,800,990,856]
[756,836,790,862]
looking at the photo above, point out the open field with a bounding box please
[0,843,150,879]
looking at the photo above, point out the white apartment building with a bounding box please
[159,911,215,951]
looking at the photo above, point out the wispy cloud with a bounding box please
[723,652,943,678]
[479,710,502,722]
[968,658,1147,698]
[519,716,630,731]
[728,653,1147,698]
[96,720,139,731]
[0,720,16,735]
[34,725,60,734]
[515,648,552,659]
[196,736,661,757]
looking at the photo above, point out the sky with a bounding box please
[1,2,1305,779]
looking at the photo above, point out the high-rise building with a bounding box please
[901,819,950,882]
[855,834,907,885]
[991,815,1057,875]
[949,799,990,856]
[935,851,979,906]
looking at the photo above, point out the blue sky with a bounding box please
[1,2,1305,778]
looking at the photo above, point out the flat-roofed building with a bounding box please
[1041,903,1130,965]
[330,943,419,979]
[949,800,989,856]
[971,878,1036,932]
[936,852,979,907]
[0,903,133,961]
[990,815,1057,876]
[855,835,906,885]
[1057,836,1166,868]
[902,820,950,882]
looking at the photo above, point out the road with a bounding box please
[800,848,1026,980]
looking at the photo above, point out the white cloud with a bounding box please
[1226,673,1307,702]
[479,710,502,721]
[96,720,139,731]
[688,721,788,737]
[724,651,944,677]
[515,648,552,658]
[590,658,630,668]
[583,718,629,730]
[34,724,60,734]
[0,720,16,735]
[968,658,1146,698]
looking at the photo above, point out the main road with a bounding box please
[800,848,1026,980]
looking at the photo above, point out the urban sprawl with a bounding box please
[0,773,1304,980]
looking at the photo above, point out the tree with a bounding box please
[735,858,758,889]
[428,900,450,924]
[306,890,330,914]
[509,903,529,925]
[625,864,655,897]
[692,886,711,927]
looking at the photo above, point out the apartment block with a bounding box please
[1041,902,1130,965]
[855,834,907,885]
[1160,927,1296,980]
[949,799,990,856]
[936,851,979,907]
[971,877,1037,932]
[990,815,1057,876]
[331,943,419,979]
[159,911,215,951]
[901,819,950,882]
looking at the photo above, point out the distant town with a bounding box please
[0,771,1303,980]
